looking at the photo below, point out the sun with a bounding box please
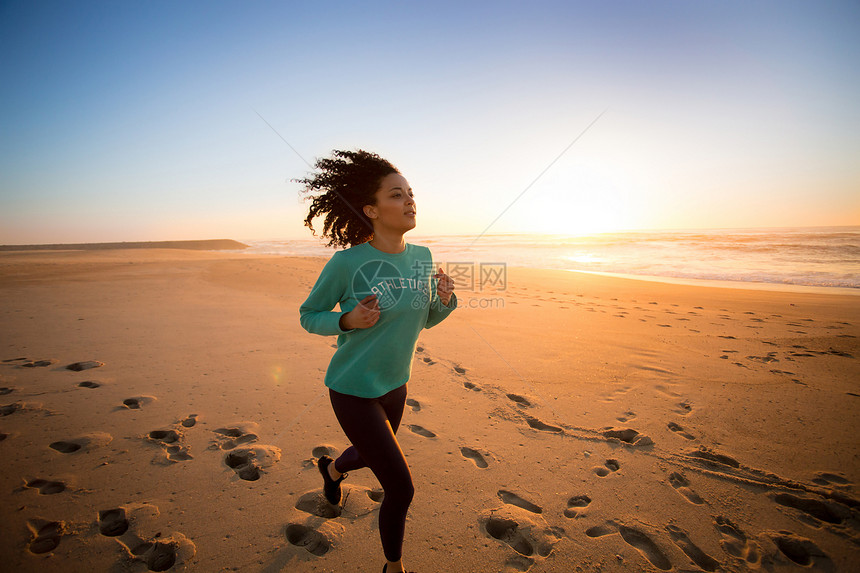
[528,184,635,235]
[509,161,640,235]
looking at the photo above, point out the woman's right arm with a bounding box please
[299,254,355,336]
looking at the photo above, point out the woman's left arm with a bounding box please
[425,267,457,329]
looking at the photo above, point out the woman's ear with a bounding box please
[363,204,377,219]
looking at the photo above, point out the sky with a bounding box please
[1,0,858,244]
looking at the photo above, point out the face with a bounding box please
[364,172,416,233]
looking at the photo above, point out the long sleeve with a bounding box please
[424,252,457,328]
[299,253,355,336]
[425,292,457,328]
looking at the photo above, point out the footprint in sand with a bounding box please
[688,446,740,468]
[674,400,693,415]
[602,384,632,403]
[483,517,536,557]
[655,384,680,397]
[506,393,532,408]
[296,490,343,518]
[27,519,64,554]
[747,354,778,364]
[114,538,177,572]
[594,459,620,477]
[770,531,834,569]
[714,516,759,566]
[100,503,194,571]
[498,490,542,514]
[667,421,695,440]
[463,381,482,392]
[668,472,705,505]
[180,414,198,428]
[98,508,130,537]
[121,396,155,410]
[563,495,591,518]
[585,522,672,570]
[140,541,178,571]
[585,522,616,538]
[666,525,719,571]
[149,429,180,444]
[460,447,488,468]
[525,415,563,433]
[422,356,436,365]
[286,523,331,556]
[148,429,193,462]
[66,360,104,371]
[225,449,261,481]
[0,387,14,395]
[601,428,653,446]
[406,398,421,411]
[1,403,21,416]
[78,381,100,389]
[50,440,82,453]
[480,507,560,563]
[772,492,848,525]
[24,478,66,495]
[618,525,672,570]
[453,365,467,375]
[311,444,338,459]
[22,359,56,368]
[212,427,258,450]
[811,471,852,489]
[616,411,636,422]
[484,517,534,555]
[48,432,110,454]
[407,424,436,438]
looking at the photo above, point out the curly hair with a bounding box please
[297,149,400,248]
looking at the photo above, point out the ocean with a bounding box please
[240,227,860,293]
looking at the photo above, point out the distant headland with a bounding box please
[0,239,249,252]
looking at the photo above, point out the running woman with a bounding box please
[298,150,456,573]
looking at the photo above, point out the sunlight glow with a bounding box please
[539,194,634,235]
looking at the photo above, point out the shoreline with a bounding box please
[229,250,860,298]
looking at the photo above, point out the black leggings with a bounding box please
[329,384,413,562]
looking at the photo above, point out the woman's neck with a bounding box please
[368,229,406,254]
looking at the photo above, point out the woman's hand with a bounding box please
[434,267,454,306]
[340,294,380,330]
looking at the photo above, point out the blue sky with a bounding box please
[1,0,858,244]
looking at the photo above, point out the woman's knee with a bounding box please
[385,474,414,506]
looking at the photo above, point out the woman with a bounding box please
[298,150,456,573]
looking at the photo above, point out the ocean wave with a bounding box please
[246,226,860,290]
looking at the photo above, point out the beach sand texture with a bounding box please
[1,249,858,572]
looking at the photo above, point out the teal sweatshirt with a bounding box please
[299,242,457,398]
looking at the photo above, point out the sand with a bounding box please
[0,248,857,572]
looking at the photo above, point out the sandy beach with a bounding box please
[1,248,857,572]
